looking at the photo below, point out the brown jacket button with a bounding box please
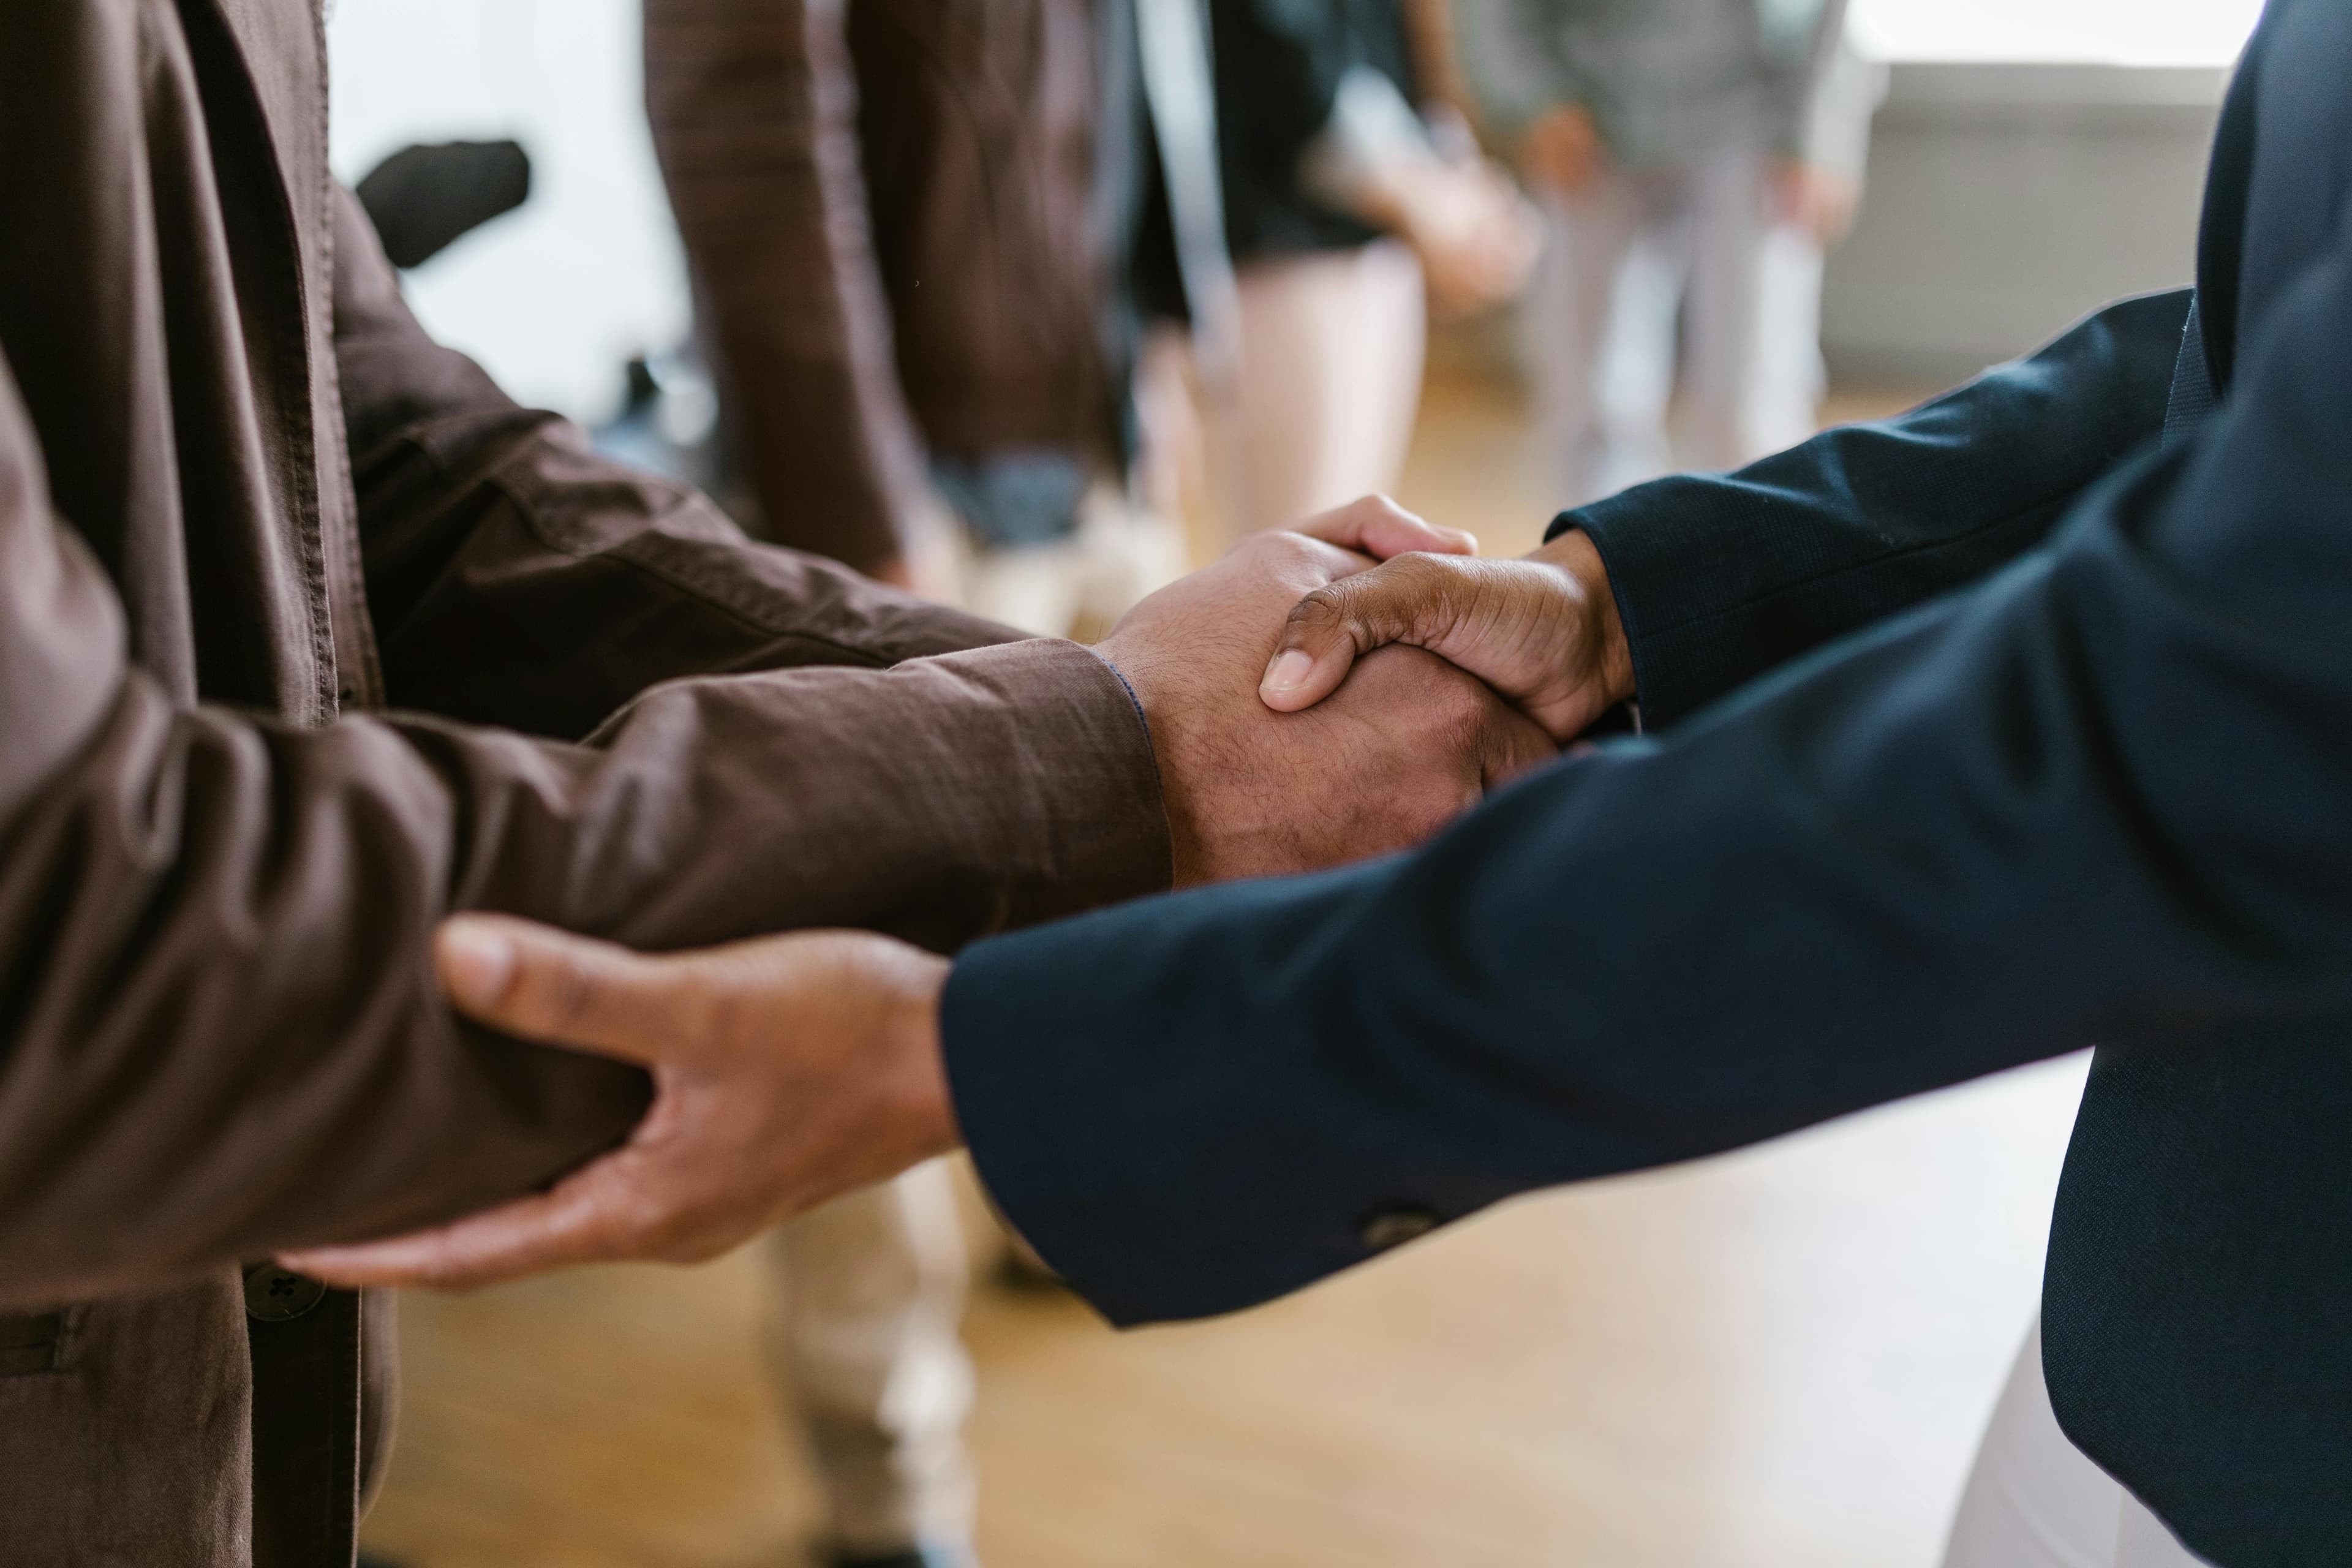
[242,1264,327,1322]
[1359,1206,1439,1253]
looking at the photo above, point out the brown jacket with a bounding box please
[644,0,1117,570]
[0,4,1167,1563]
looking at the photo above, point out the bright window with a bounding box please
[1849,0,2265,66]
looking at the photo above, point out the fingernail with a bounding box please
[1261,649,1316,695]
[436,919,517,1009]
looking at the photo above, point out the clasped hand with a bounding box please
[285,499,1620,1291]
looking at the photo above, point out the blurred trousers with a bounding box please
[766,1159,977,1556]
[1231,237,1427,533]
[1527,147,1824,508]
[1943,1319,2214,1568]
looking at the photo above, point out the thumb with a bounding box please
[1259,553,1466,714]
[1288,495,1477,562]
[434,914,702,1066]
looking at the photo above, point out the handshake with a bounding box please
[1085,497,1629,884]
[285,498,1637,1290]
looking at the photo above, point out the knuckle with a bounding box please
[1256,530,1319,568]
[1384,551,1456,595]
[1284,584,1349,638]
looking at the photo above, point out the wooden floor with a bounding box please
[360,372,2090,1568]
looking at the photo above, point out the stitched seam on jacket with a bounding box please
[393,424,897,670]
[1632,489,2078,645]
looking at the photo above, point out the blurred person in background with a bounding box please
[641,4,1142,1562]
[1172,0,1539,538]
[1457,0,1883,505]
[644,0,1184,643]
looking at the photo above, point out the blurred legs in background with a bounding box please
[767,1161,978,1568]
[1230,238,1430,533]
[1528,145,1826,509]
[947,486,1191,644]
[1943,1319,2214,1568]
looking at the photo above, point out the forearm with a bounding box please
[336,183,1002,737]
[0,637,1163,1306]
[1558,288,2193,727]
[944,257,2352,1324]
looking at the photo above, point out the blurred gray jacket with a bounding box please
[1453,0,1881,175]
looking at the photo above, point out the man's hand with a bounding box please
[281,918,952,1290]
[1519,104,1605,198]
[1257,529,1635,743]
[1099,497,1558,884]
[1355,157,1542,317]
[1770,158,1863,247]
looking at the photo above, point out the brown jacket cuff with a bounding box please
[913,638,1174,930]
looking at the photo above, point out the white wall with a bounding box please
[326,0,688,423]
[1822,61,2226,382]
[1848,0,2261,67]
[323,2,2249,405]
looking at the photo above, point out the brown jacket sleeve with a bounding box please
[642,0,930,571]
[334,185,986,737]
[0,229,1167,1309]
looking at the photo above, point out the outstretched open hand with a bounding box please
[282,917,952,1289]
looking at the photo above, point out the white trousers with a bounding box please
[1943,1319,2214,1568]
[1527,147,1825,508]
[766,1159,977,1555]
[1229,237,1428,535]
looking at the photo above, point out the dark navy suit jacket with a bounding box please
[944,3,2352,1559]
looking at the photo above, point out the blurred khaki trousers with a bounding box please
[767,1159,976,1556]
[1943,1319,2214,1568]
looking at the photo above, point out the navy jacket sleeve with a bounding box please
[939,249,2352,1328]
[1567,289,2190,728]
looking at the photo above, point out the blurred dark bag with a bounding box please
[354,138,532,269]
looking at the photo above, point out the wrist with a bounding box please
[875,946,962,1166]
[1091,641,1211,886]
[1529,530,1635,709]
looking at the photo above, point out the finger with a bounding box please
[279,1155,646,1290]
[434,915,704,1066]
[1289,496,1476,562]
[1259,554,1463,713]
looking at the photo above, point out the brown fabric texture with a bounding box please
[0,2,1170,1562]
[644,0,1115,569]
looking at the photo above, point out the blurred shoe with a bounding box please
[824,1546,977,1568]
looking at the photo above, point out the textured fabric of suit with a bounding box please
[943,2,2352,1559]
